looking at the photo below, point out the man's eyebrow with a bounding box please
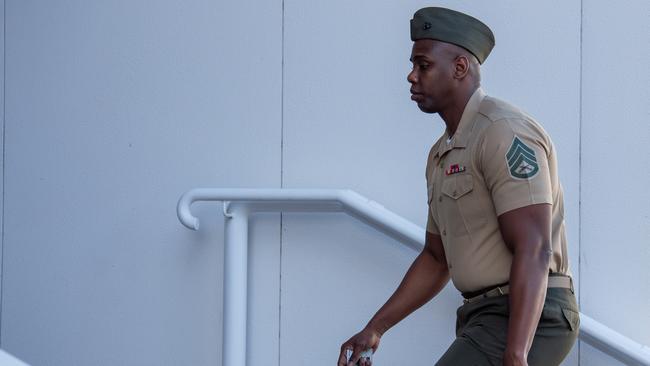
[410,55,428,62]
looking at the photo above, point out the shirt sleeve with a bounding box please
[478,119,553,216]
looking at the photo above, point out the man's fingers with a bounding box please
[352,348,374,366]
[339,338,375,366]
[347,344,364,366]
[337,351,348,366]
[338,344,351,366]
[348,344,375,366]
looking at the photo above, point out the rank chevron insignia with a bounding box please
[505,136,539,179]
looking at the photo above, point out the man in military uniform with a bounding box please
[338,7,579,366]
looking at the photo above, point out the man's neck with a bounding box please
[439,86,480,137]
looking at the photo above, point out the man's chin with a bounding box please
[416,102,437,114]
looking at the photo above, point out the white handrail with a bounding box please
[580,314,650,366]
[177,188,424,250]
[177,188,650,366]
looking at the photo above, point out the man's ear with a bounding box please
[453,55,470,79]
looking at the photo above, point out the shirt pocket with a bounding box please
[440,174,484,236]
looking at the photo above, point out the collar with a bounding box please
[435,87,486,158]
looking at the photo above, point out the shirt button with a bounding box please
[453,190,457,196]
[438,196,443,202]
[442,229,447,236]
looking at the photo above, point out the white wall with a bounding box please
[580,1,650,365]
[0,0,646,365]
[1,0,282,365]
[0,0,4,349]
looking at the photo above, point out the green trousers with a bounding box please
[436,288,580,366]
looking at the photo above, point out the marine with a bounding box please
[338,7,579,366]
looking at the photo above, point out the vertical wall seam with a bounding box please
[279,4,284,189]
[578,0,584,364]
[278,214,283,366]
[278,0,285,365]
[0,0,6,348]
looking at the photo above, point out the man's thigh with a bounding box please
[528,289,580,365]
[435,317,577,366]
[435,337,493,366]
[436,289,579,365]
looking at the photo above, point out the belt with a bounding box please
[462,275,574,304]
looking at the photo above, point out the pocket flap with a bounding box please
[561,307,580,332]
[441,174,474,200]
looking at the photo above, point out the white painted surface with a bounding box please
[0,349,29,366]
[580,0,650,364]
[1,1,281,365]
[0,1,647,366]
[0,1,4,347]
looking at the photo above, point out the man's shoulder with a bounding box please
[477,95,548,136]
[478,95,533,123]
[474,95,552,153]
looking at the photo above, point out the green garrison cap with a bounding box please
[410,7,495,64]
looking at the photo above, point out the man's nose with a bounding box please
[407,69,417,84]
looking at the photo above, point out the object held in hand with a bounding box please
[346,348,373,365]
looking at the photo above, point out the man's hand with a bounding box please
[336,232,449,366]
[337,326,381,366]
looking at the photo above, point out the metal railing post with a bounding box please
[222,203,249,366]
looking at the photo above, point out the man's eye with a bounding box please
[419,64,429,70]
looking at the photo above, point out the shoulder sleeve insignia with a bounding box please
[505,136,539,179]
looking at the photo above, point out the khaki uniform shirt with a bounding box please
[425,88,571,293]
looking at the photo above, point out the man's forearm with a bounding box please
[366,250,449,335]
[505,246,550,360]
